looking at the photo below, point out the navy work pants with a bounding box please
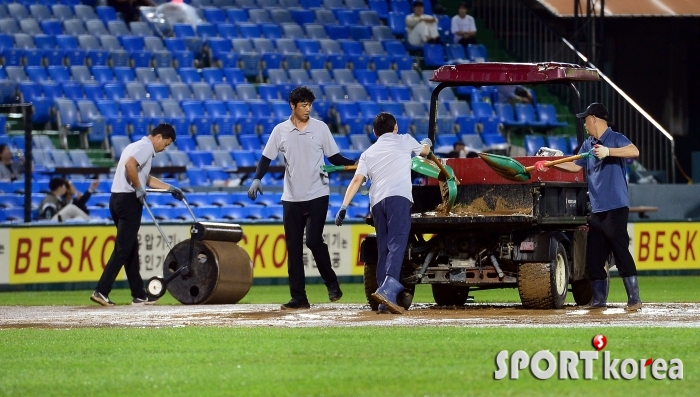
[371,196,412,282]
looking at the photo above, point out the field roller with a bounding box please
[321,155,458,210]
[143,189,253,304]
[478,150,595,182]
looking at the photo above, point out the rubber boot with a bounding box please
[622,276,643,311]
[371,276,405,314]
[584,278,608,309]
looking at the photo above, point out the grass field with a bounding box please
[1,276,699,396]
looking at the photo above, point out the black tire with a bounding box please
[571,278,592,306]
[517,242,569,309]
[431,284,471,306]
[363,261,379,311]
[364,261,415,311]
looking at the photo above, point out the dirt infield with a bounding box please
[2,303,700,328]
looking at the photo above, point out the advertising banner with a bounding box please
[631,222,700,270]
[1,223,376,285]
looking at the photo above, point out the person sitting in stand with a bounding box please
[496,85,534,105]
[451,3,478,49]
[38,178,91,222]
[0,144,25,182]
[63,179,100,216]
[406,1,442,47]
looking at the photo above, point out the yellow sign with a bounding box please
[633,223,700,269]
[9,226,117,283]
[351,225,376,275]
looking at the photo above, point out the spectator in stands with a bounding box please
[91,124,182,306]
[334,112,431,314]
[108,0,156,24]
[446,142,478,158]
[247,86,356,310]
[38,178,91,222]
[497,85,533,105]
[63,179,100,216]
[406,1,442,47]
[0,144,24,182]
[534,103,642,312]
[451,3,478,48]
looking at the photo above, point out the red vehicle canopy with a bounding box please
[430,62,600,85]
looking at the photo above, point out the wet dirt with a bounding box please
[2,303,700,329]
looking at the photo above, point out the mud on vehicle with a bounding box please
[359,63,601,310]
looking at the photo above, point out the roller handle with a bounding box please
[146,188,196,222]
[321,164,357,173]
[523,150,595,172]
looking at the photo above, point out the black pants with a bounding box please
[458,37,478,48]
[282,196,337,301]
[587,207,638,280]
[96,193,146,299]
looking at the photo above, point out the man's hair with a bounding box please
[49,177,67,192]
[459,3,468,9]
[373,112,397,137]
[0,143,8,154]
[150,123,176,141]
[288,86,315,106]
[453,142,465,149]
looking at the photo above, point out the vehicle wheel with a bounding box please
[364,261,414,311]
[518,242,569,309]
[431,284,470,306]
[571,278,592,306]
[147,276,166,299]
[363,261,379,311]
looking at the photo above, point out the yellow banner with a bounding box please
[9,226,117,283]
[2,222,377,284]
[633,223,700,269]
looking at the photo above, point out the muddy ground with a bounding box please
[2,303,700,329]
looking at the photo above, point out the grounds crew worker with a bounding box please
[248,86,355,310]
[91,124,183,306]
[335,112,431,314]
[534,103,642,311]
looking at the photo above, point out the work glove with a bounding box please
[335,205,347,226]
[593,144,610,160]
[420,137,433,148]
[168,185,184,201]
[534,160,550,172]
[248,178,263,200]
[135,186,146,203]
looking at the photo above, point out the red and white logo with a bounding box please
[494,334,683,380]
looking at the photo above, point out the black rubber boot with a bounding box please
[584,278,608,309]
[622,276,643,311]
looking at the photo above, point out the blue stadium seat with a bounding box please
[181,101,213,135]
[536,104,569,128]
[515,104,547,127]
[547,135,572,155]
[525,135,546,156]
[423,44,445,68]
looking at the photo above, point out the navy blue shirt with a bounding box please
[574,127,632,213]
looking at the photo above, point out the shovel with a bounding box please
[478,150,595,182]
[321,155,459,211]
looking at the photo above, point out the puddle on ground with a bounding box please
[2,303,700,329]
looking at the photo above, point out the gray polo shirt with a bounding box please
[262,117,340,202]
[355,133,424,208]
[111,137,155,193]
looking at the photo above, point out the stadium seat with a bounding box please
[525,135,547,156]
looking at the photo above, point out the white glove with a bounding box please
[593,144,609,160]
[420,138,432,148]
